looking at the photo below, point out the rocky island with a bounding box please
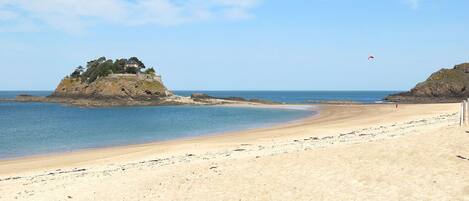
[386,62,469,103]
[8,57,265,107]
[50,57,172,102]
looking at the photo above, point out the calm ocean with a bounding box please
[0,91,397,159]
[174,90,399,103]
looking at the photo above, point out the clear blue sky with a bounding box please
[1,0,468,90]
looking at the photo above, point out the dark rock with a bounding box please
[248,98,276,104]
[224,97,247,101]
[189,93,277,104]
[190,93,213,99]
[17,94,33,97]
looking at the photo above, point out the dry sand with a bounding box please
[0,103,468,201]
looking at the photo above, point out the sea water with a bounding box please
[0,90,397,159]
[174,90,400,103]
[0,90,399,103]
[0,100,312,159]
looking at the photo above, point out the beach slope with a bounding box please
[0,103,468,201]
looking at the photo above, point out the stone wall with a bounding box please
[109,73,163,82]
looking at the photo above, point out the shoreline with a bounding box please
[0,103,455,175]
[0,103,319,163]
[1,103,466,201]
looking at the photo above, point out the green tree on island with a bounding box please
[144,67,156,76]
[74,57,152,83]
[129,57,145,69]
[70,66,85,78]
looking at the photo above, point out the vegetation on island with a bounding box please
[49,56,171,101]
[386,62,469,103]
[70,57,157,83]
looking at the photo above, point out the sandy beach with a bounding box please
[0,103,468,201]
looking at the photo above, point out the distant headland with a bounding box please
[7,57,271,107]
[386,62,469,103]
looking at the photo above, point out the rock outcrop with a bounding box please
[386,63,469,103]
[51,74,172,100]
[2,57,279,107]
[190,93,277,104]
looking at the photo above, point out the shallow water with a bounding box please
[0,101,313,159]
[0,90,398,159]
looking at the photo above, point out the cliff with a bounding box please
[386,62,469,103]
